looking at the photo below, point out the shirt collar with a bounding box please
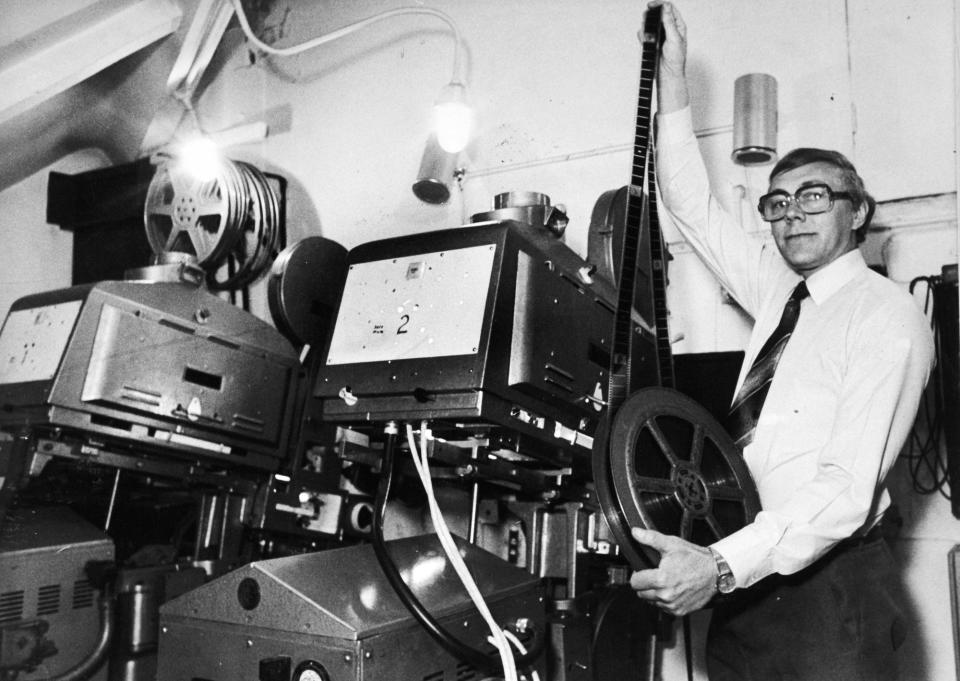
[803,249,867,305]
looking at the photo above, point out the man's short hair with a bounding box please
[769,148,875,243]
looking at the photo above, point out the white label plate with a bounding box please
[326,244,496,365]
[0,301,82,384]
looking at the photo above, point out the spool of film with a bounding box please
[732,73,778,166]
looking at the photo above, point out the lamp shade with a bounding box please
[732,73,778,165]
[412,133,458,204]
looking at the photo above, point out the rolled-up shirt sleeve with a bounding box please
[655,108,788,318]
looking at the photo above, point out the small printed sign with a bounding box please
[0,301,82,384]
[326,245,496,365]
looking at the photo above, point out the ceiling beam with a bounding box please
[0,0,182,126]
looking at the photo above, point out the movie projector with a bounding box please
[157,185,758,681]
[156,190,662,681]
[0,153,294,681]
[0,156,309,504]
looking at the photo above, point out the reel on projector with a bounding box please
[143,156,282,290]
[593,387,761,569]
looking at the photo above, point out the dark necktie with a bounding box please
[726,281,809,446]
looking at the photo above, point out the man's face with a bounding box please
[768,162,866,276]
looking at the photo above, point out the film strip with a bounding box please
[591,6,760,569]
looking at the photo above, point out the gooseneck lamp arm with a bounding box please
[227,1,471,203]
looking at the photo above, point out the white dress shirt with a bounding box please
[656,107,936,588]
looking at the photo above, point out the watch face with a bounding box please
[718,573,736,594]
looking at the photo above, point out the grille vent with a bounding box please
[37,584,61,616]
[421,671,443,681]
[0,590,24,623]
[73,580,94,609]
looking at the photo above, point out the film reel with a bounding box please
[594,387,760,569]
[207,161,283,291]
[586,185,657,324]
[143,158,282,290]
[143,160,243,266]
[267,236,348,349]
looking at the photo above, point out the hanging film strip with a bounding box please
[591,6,761,569]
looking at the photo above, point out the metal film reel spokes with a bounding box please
[143,159,245,267]
[600,387,761,568]
[143,157,282,292]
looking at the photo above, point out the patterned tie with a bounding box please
[726,281,810,446]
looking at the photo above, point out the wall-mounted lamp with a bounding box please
[226,1,473,205]
[412,134,459,204]
[434,81,473,153]
[412,80,473,204]
[411,81,472,205]
[732,73,778,166]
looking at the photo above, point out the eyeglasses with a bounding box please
[757,183,855,222]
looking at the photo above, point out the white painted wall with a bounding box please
[0,149,111,319]
[0,0,956,678]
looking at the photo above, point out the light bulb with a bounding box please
[433,82,473,153]
[174,136,225,182]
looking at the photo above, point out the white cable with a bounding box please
[406,423,519,681]
[409,424,517,681]
[410,431,517,681]
[227,0,463,83]
[500,629,541,681]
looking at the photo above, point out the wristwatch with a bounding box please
[709,547,736,594]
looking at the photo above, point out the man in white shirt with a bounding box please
[628,3,936,679]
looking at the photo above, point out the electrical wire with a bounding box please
[369,422,544,678]
[501,629,541,681]
[156,2,467,165]
[905,275,950,499]
[407,422,518,681]
[370,424,500,675]
[228,0,464,83]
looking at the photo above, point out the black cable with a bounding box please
[904,275,950,499]
[50,570,114,681]
[370,424,545,677]
[371,426,498,674]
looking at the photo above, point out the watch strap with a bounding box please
[709,547,736,594]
